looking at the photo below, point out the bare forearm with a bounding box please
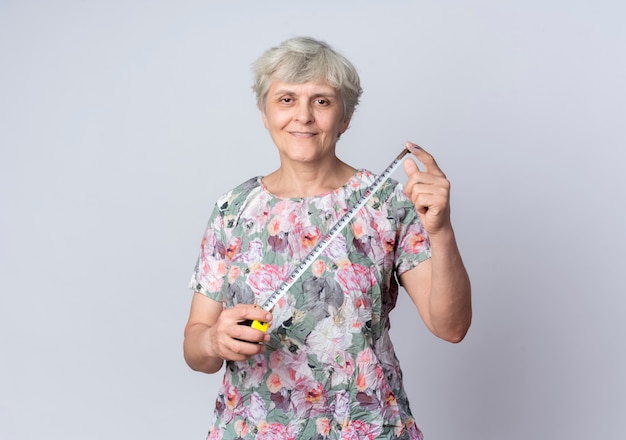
[428,228,472,342]
[183,323,224,374]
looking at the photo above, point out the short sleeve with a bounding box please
[392,183,432,275]
[188,205,229,302]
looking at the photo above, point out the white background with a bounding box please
[1,1,625,439]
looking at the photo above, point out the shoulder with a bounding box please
[215,177,263,216]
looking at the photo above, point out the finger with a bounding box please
[402,156,420,179]
[225,338,267,360]
[233,322,270,344]
[229,305,272,342]
[403,159,438,196]
[405,142,446,178]
[231,304,273,326]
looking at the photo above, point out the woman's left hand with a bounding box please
[400,141,472,343]
[402,141,452,236]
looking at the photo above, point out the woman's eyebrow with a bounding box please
[270,89,337,98]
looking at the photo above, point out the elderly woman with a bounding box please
[184,36,471,439]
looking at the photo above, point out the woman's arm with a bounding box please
[183,293,273,374]
[398,142,472,342]
[399,232,472,342]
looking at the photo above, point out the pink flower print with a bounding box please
[336,263,374,294]
[313,191,338,210]
[341,419,381,440]
[207,429,223,440]
[226,386,242,411]
[200,226,226,261]
[234,419,249,438]
[304,382,325,406]
[270,199,292,216]
[384,389,398,408]
[239,239,264,265]
[243,197,271,232]
[247,392,267,424]
[306,317,353,365]
[312,260,326,277]
[256,421,297,440]
[268,349,308,389]
[252,209,271,232]
[380,229,395,254]
[401,230,427,254]
[266,371,283,393]
[355,371,368,392]
[300,226,320,250]
[351,295,373,331]
[268,348,287,370]
[353,296,369,311]
[227,265,241,284]
[316,417,331,437]
[198,258,226,293]
[355,349,384,392]
[200,231,215,255]
[242,356,266,388]
[333,390,351,427]
[285,223,320,260]
[356,348,378,367]
[351,217,366,239]
[349,171,366,190]
[291,379,328,418]
[322,234,348,261]
[329,353,355,388]
[247,264,287,295]
[269,201,298,232]
[225,237,242,260]
[268,217,283,236]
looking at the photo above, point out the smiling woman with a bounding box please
[183,36,471,440]
[261,80,353,197]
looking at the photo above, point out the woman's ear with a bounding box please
[339,115,351,134]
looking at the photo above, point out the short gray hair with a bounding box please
[252,36,362,118]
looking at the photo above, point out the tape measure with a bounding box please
[250,147,411,332]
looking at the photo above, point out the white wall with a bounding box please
[1,1,624,439]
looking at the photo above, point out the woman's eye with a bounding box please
[316,98,329,105]
[281,97,292,103]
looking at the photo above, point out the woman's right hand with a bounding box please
[206,303,272,361]
[183,294,272,373]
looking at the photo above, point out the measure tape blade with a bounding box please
[258,147,409,314]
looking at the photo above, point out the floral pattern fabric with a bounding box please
[190,170,431,440]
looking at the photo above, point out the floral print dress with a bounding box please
[189,170,431,440]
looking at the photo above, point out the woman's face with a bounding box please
[261,80,350,165]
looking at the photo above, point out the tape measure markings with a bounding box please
[251,147,410,331]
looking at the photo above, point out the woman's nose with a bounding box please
[294,103,313,123]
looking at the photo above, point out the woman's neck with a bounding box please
[262,156,357,198]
